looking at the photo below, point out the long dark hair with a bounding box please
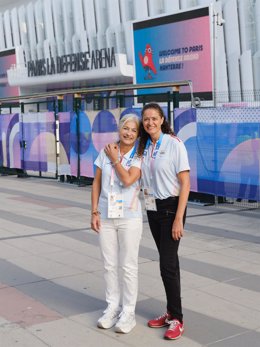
[137,103,174,156]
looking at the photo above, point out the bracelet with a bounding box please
[92,210,101,216]
[112,159,120,166]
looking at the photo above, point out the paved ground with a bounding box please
[0,175,259,347]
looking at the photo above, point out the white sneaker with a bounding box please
[97,307,120,329]
[115,311,136,333]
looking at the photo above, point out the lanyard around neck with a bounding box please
[143,133,164,159]
[110,144,137,187]
[125,144,137,166]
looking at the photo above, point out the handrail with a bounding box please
[0,80,192,104]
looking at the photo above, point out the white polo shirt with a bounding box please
[94,147,142,219]
[141,134,190,199]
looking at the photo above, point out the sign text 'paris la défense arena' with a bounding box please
[27,47,116,77]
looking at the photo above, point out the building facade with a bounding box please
[0,0,259,103]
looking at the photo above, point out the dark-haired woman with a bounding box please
[137,103,190,340]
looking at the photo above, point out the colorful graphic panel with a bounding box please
[174,108,197,192]
[58,112,72,175]
[133,7,212,100]
[0,113,21,168]
[78,110,96,178]
[1,106,257,202]
[66,108,141,178]
[196,108,260,200]
[69,110,120,177]
[21,112,56,172]
[69,112,78,177]
[120,107,142,119]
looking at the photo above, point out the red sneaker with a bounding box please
[147,312,171,328]
[164,319,184,340]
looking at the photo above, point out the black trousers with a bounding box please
[147,196,186,323]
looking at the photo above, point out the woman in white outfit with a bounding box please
[91,114,142,334]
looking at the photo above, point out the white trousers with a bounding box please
[99,218,143,313]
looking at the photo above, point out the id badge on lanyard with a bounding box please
[108,192,124,218]
[143,187,157,211]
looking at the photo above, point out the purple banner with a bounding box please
[196,108,260,201]
[174,108,197,192]
[58,112,72,175]
[0,113,21,168]
[21,112,56,172]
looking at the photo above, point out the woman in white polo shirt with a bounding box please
[137,103,190,341]
[91,114,142,334]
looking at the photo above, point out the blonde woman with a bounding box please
[91,114,142,334]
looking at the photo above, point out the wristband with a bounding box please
[112,159,120,166]
[92,210,101,216]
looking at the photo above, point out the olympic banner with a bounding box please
[174,107,260,201]
[0,113,21,168]
[69,109,121,178]
[58,112,72,175]
[1,107,258,202]
[174,108,197,192]
[21,112,56,172]
[133,7,213,101]
[63,108,142,178]
[60,107,174,178]
[196,108,260,201]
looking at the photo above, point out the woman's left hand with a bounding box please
[172,218,184,240]
[104,143,119,163]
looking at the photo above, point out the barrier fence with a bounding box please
[0,85,259,206]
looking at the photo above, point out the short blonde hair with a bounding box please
[119,114,140,132]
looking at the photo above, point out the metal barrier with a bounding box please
[1,83,259,208]
[0,80,192,182]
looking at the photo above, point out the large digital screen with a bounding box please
[133,7,213,101]
[0,49,19,98]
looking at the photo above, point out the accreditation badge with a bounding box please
[143,188,157,211]
[108,192,124,218]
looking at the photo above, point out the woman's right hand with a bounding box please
[91,214,101,232]
[104,143,119,164]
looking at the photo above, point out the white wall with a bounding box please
[0,0,32,13]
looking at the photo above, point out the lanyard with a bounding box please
[125,144,137,166]
[110,145,137,187]
[142,133,164,188]
[143,133,164,159]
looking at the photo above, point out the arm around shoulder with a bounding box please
[113,163,141,187]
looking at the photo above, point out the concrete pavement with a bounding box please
[0,175,260,347]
